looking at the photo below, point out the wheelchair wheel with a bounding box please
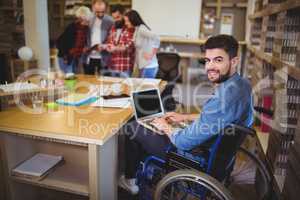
[227,147,271,200]
[154,169,234,200]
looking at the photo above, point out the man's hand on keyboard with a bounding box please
[164,112,186,123]
[150,118,173,136]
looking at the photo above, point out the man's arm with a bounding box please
[164,112,198,123]
[169,97,244,151]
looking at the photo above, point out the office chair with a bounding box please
[156,52,181,111]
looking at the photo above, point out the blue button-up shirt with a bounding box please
[170,73,253,151]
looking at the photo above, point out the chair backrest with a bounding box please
[206,124,255,181]
[156,52,180,82]
[156,52,181,111]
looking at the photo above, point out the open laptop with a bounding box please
[131,88,187,134]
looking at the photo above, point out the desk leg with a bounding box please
[89,135,118,200]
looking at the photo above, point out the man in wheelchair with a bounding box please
[119,34,253,196]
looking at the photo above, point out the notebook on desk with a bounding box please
[131,88,186,134]
[56,93,98,106]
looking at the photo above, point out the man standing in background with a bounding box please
[105,4,135,77]
[85,0,114,75]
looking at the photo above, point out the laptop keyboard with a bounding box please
[142,118,188,133]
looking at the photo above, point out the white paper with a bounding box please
[122,78,161,86]
[12,153,63,177]
[0,82,39,93]
[97,76,124,83]
[91,97,131,108]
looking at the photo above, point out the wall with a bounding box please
[132,0,202,38]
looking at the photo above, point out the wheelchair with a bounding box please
[136,124,271,200]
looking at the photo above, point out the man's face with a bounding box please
[112,11,124,28]
[204,48,236,83]
[93,2,106,18]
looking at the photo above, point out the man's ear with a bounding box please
[231,56,239,68]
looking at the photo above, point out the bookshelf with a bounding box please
[249,0,300,19]
[11,164,89,197]
[0,0,24,53]
[246,1,300,199]
[2,133,90,199]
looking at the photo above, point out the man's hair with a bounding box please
[75,6,92,20]
[92,0,108,7]
[203,34,239,59]
[111,4,125,14]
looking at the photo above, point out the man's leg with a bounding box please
[58,57,73,74]
[122,121,171,179]
[84,58,101,75]
[140,67,158,78]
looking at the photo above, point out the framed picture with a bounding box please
[220,13,234,35]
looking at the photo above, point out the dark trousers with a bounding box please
[122,121,171,179]
[84,58,103,75]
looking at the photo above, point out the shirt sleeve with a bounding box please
[170,97,243,151]
[138,25,160,48]
[105,28,114,45]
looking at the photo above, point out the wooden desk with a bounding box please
[0,75,165,200]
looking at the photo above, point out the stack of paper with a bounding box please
[122,78,161,86]
[0,82,39,93]
[12,153,64,180]
[91,97,131,108]
[97,76,124,83]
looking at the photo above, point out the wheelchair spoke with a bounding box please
[155,170,234,200]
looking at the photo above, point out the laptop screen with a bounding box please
[132,89,163,119]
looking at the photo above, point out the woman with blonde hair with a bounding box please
[56,6,92,74]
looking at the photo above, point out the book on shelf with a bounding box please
[11,153,64,181]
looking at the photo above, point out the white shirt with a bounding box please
[90,18,102,59]
[115,29,122,43]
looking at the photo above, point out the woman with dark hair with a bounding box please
[124,10,160,78]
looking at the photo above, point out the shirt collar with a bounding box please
[214,72,239,94]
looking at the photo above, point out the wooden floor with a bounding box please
[118,187,138,200]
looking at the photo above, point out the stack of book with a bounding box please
[282,120,300,200]
[273,8,300,65]
[251,18,263,47]
[273,11,286,60]
[267,75,300,176]
[281,8,300,65]
[12,153,64,181]
[264,15,276,53]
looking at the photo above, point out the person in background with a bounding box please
[84,0,114,75]
[118,35,253,195]
[105,4,135,77]
[56,6,91,74]
[124,10,160,78]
